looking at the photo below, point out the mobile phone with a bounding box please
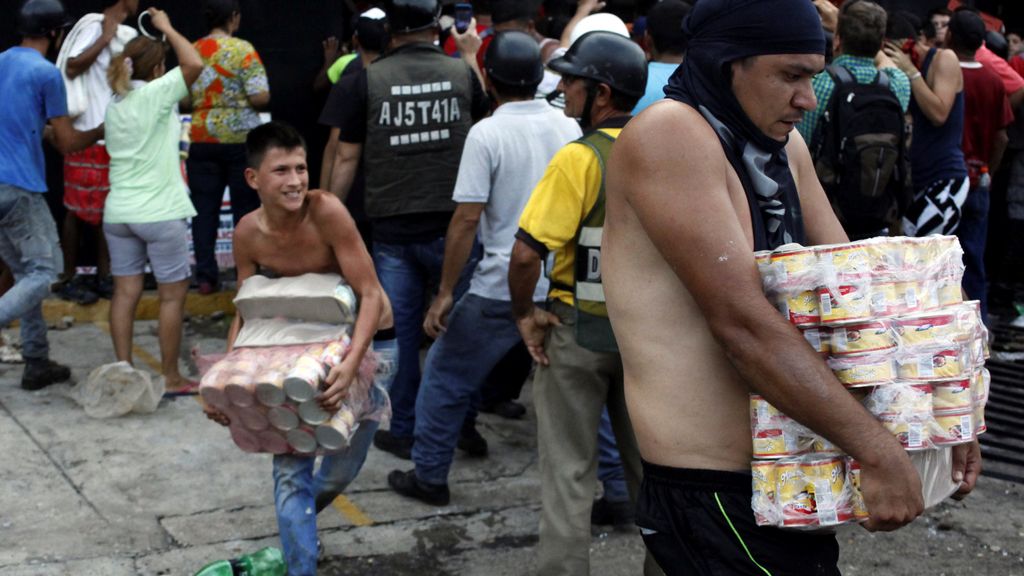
[455,3,473,34]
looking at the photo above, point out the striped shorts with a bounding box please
[902,176,970,237]
[63,144,110,226]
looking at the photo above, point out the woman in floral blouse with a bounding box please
[187,0,270,294]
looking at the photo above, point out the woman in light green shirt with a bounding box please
[103,9,203,395]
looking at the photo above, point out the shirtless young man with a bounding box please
[602,1,981,574]
[205,121,393,575]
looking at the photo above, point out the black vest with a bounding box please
[364,43,474,219]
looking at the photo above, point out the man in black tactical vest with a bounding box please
[329,0,491,461]
[507,31,660,576]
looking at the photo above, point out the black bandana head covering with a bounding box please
[664,0,825,250]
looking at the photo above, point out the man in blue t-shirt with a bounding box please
[632,0,691,115]
[0,0,104,390]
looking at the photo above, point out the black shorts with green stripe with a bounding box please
[636,462,841,576]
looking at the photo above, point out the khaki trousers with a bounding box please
[533,301,661,576]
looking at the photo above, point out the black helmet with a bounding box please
[485,31,543,87]
[384,0,440,35]
[17,0,73,37]
[548,31,647,98]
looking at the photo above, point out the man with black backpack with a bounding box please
[798,0,912,240]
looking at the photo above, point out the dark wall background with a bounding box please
[1,0,354,187]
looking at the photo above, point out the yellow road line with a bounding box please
[92,321,163,373]
[332,495,373,526]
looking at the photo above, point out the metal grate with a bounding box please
[980,324,1024,484]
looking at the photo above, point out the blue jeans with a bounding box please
[372,238,477,439]
[0,184,62,360]
[412,294,529,485]
[273,338,397,576]
[597,407,628,503]
[958,184,989,324]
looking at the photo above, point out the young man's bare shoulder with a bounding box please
[234,207,263,239]
[614,99,728,190]
[306,189,356,229]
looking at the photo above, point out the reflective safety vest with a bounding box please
[572,129,618,353]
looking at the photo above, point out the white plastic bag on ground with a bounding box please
[69,361,166,418]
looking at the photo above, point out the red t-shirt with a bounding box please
[443,24,493,71]
[960,62,1014,172]
[1010,55,1024,81]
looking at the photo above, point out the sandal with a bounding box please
[163,379,200,397]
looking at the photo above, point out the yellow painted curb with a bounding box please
[41,291,237,323]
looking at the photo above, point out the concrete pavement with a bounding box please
[0,316,1022,575]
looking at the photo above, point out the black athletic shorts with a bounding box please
[636,462,841,576]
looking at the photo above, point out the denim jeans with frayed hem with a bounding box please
[0,184,62,360]
[273,338,397,576]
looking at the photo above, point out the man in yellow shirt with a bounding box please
[507,31,658,576]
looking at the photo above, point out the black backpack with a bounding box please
[812,65,912,238]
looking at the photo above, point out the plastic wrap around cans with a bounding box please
[897,348,967,381]
[286,427,318,453]
[973,402,986,435]
[316,420,357,451]
[818,284,872,324]
[932,411,974,445]
[971,369,990,405]
[257,430,291,454]
[776,461,816,527]
[298,400,331,426]
[897,311,959,349]
[774,290,820,326]
[845,458,869,520]
[801,327,831,355]
[225,372,256,407]
[230,426,262,453]
[200,383,228,410]
[751,461,777,526]
[750,395,788,428]
[880,416,931,450]
[864,382,933,418]
[770,246,818,283]
[268,404,300,431]
[283,374,320,403]
[830,320,897,355]
[829,355,897,387]
[801,455,852,526]
[752,428,804,459]
[254,370,287,407]
[237,405,270,431]
[932,380,972,414]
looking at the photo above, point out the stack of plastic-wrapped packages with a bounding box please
[749,236,989,529]
[199,273,386,455]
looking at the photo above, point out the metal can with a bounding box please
[286,427,319,454]
[256,430,291,455]
[829,355,897,387]
[236,405,269,432]
[897,312,958,350]
[298,399,331,426]
[230,425,262,453]
[770,246,818,282]
[267,404,300,431]
[816,242,871,279]
[774,290,821,327]
[932,411,974,445]
[932,379,972,414]
[776,461,816,527]
[879,415,931,450]
[254,371,287,407]
[284,355,325,402]
[845,458,869,520]
[751,460,778,526]
[830,320,897,355]
[801,327,831,355]
[897,348,966,381]
[750,395,788,429]
[801,455,851,526]
[224,372,256,407]
[818,284,872,325]
[752,428,803,459]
